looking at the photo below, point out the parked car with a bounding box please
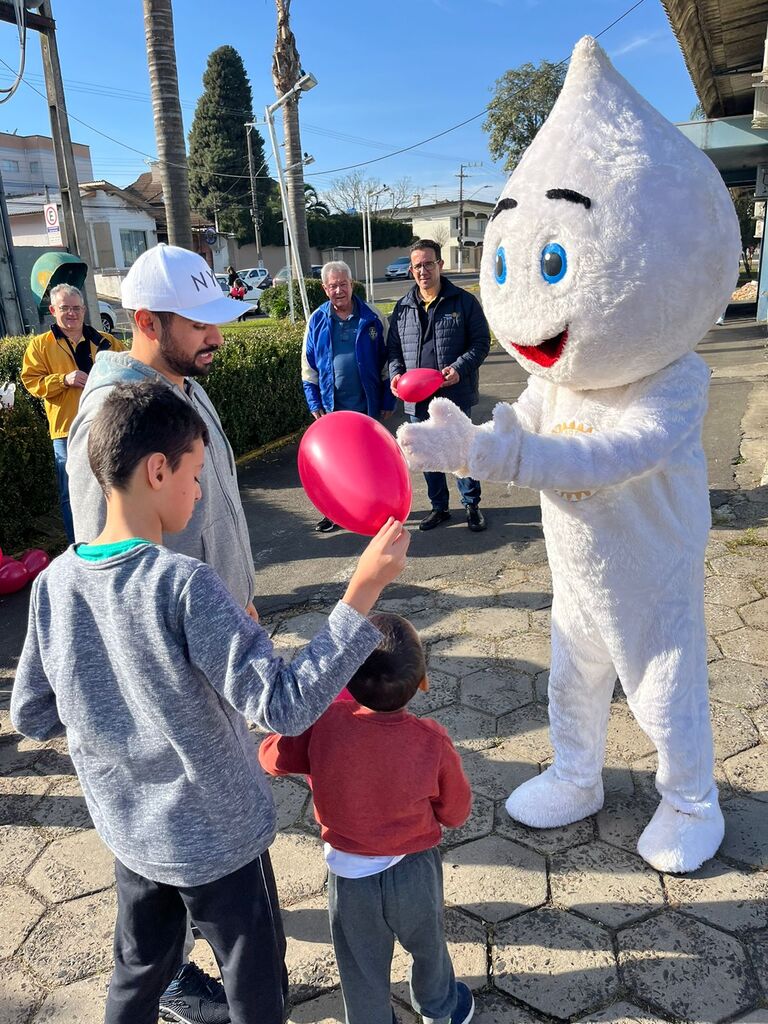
[272,264,323,285]
[98,301,117,333]
[239,267,272,291]
[384,256,413,280]
[214,273,260,317]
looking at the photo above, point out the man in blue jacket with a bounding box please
[302,260,396,532]
[388,239,490,532]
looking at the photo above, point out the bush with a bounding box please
[260,277,365,320]
[0,391,57,551]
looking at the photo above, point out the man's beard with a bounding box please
[158,329,216,378]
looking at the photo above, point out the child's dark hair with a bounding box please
[87,381,209,495]
[347,612,426,712]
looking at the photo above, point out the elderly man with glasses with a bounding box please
[21,284,122,543]
[388,239,491,532]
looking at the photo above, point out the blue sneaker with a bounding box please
[159,962,230,1024]
[451,981,475,1024]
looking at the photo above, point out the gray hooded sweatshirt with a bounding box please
[11,544,381,886]
[67,351,255,607]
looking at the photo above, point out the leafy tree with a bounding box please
[483,60,567,171]
[188,46,269,245]
[731,189,756,274]
[689,102,706,121]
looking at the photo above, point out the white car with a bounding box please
[239,267,272,292]
[98,301,117,333]
[215,274,260,317]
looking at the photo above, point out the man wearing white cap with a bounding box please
[67,244,261,1023]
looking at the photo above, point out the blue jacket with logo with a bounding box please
[387,279,490,413]
[301,296,396,418]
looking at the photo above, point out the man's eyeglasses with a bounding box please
[410,260,438,273]
[56,305,85,314]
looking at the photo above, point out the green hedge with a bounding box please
[0,322,310,553]
[259,277,365,320]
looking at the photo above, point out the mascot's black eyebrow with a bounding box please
[546,188,592,209]
[489,197,517,221]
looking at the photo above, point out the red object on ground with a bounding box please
[20,549,50,580]
[395,368,444,403]
[298,411,412,536]
[0,559,30,595]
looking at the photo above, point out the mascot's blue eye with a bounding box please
[494,246,507,284]
[540,243,567,283]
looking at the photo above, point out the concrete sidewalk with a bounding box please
[0,321,766,1023]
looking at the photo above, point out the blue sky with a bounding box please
[0,0,698,202]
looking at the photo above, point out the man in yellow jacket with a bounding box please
[21,284,122,543]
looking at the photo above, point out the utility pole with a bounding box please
[245,123,263,266]
[0,168,25,335]
[36,0,100,326]
[456,162,481,274]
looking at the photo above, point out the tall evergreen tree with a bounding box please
[188,46,271,245]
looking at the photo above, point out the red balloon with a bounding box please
[395,369,444,403]
[20,549,50,580]
[0,559,30,596]
[298,411,412,536]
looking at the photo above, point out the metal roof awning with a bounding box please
[678,113,768,183]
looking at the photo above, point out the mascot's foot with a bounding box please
[505,767,604,828]
[637,798,724,874]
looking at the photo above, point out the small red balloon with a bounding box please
[395,369,444,403]
[298,411,412,536]
[20,549,50,580]
[0,559,30,596]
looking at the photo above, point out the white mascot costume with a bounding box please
[398,36,740,874]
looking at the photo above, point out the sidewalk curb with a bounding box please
[235,428,305,468]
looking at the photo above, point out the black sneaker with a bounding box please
[419,509,451,531]
[159,962,230,1024]
[466,506,486,532]
[451,981,475,1023]
[314,516,338,533]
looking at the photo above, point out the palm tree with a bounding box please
[272,0,312,273]
[142,0,192,249]
[305,183,330,218]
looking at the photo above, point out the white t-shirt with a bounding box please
[324,843,405,879]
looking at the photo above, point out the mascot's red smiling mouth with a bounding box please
[511,326,569,368]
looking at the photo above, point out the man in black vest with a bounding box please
[388,239,490,531]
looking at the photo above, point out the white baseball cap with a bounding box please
[121,243,247,324]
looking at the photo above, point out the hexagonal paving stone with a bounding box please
[286,988,419,1023]
[707,635,723,664]
[618,910,757,1023]
[0,737,43,775]
[497,582,552,611]
[550,841,663,927]
[473,990,547,1023]
[723,746,768,801]
[718,628,768,668]
[708,659,768,709]
[493,907,618,1018]
[721,797,768,868]
[0,961,45,1023]
[604,706,657,764]
[746,929,768,994]
[706,602,745,634]
[20,889,116,985]
[534,669,549,704]
[740,597,768,629]
[31,973,109,1023]
[754,704,768,743]
[574,1002,667,1022]
[731,1012,768,1024]
[0,824,48,882]
[442,835,546,923]
[462,606,531,640]
[29,775,93,835]
[710,549,768,578]
[268,776,310,831]
[282,894,339,1004]
[0,884,45,958]
[407,607,468,644]
[496,704,553,765]
[441,793,494,848]
[437,580,498,605]
[495,798,595,854]
[496,634,551,676]
[460,667,535,717]
[529,608,551,636]
[270,831,327,906]
[26,828,114,903]
[408,670,459,717]
[664,857,768,932]
[392,908,487,1004]
[0,769,51,827]
[428,705,497,752]
[704,576,761,608]
[460,743,538,802]
[429,635,498,669]
[271,612,330,658]
[597,794,659,855]
[711,704,760,760]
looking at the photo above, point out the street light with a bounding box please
[363,185,391,303]
[244,121,265,267]
[280,153,315,324]
[265,69,318,322]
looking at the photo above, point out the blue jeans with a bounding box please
[409,399,481,511]
[52,437,74,544]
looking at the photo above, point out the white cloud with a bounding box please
[609,31,667,59]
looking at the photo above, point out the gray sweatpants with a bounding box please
[328,847,457,1024]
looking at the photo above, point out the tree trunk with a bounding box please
[143,0,192,250]
[272,0,312,274]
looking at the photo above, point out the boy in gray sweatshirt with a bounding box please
[11,380,410,1024]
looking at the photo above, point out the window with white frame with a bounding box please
[120,229,148,267]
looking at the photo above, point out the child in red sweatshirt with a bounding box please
[259,612,474,1024]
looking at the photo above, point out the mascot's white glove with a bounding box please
[396,398,478,478]
[467,402,523,483]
